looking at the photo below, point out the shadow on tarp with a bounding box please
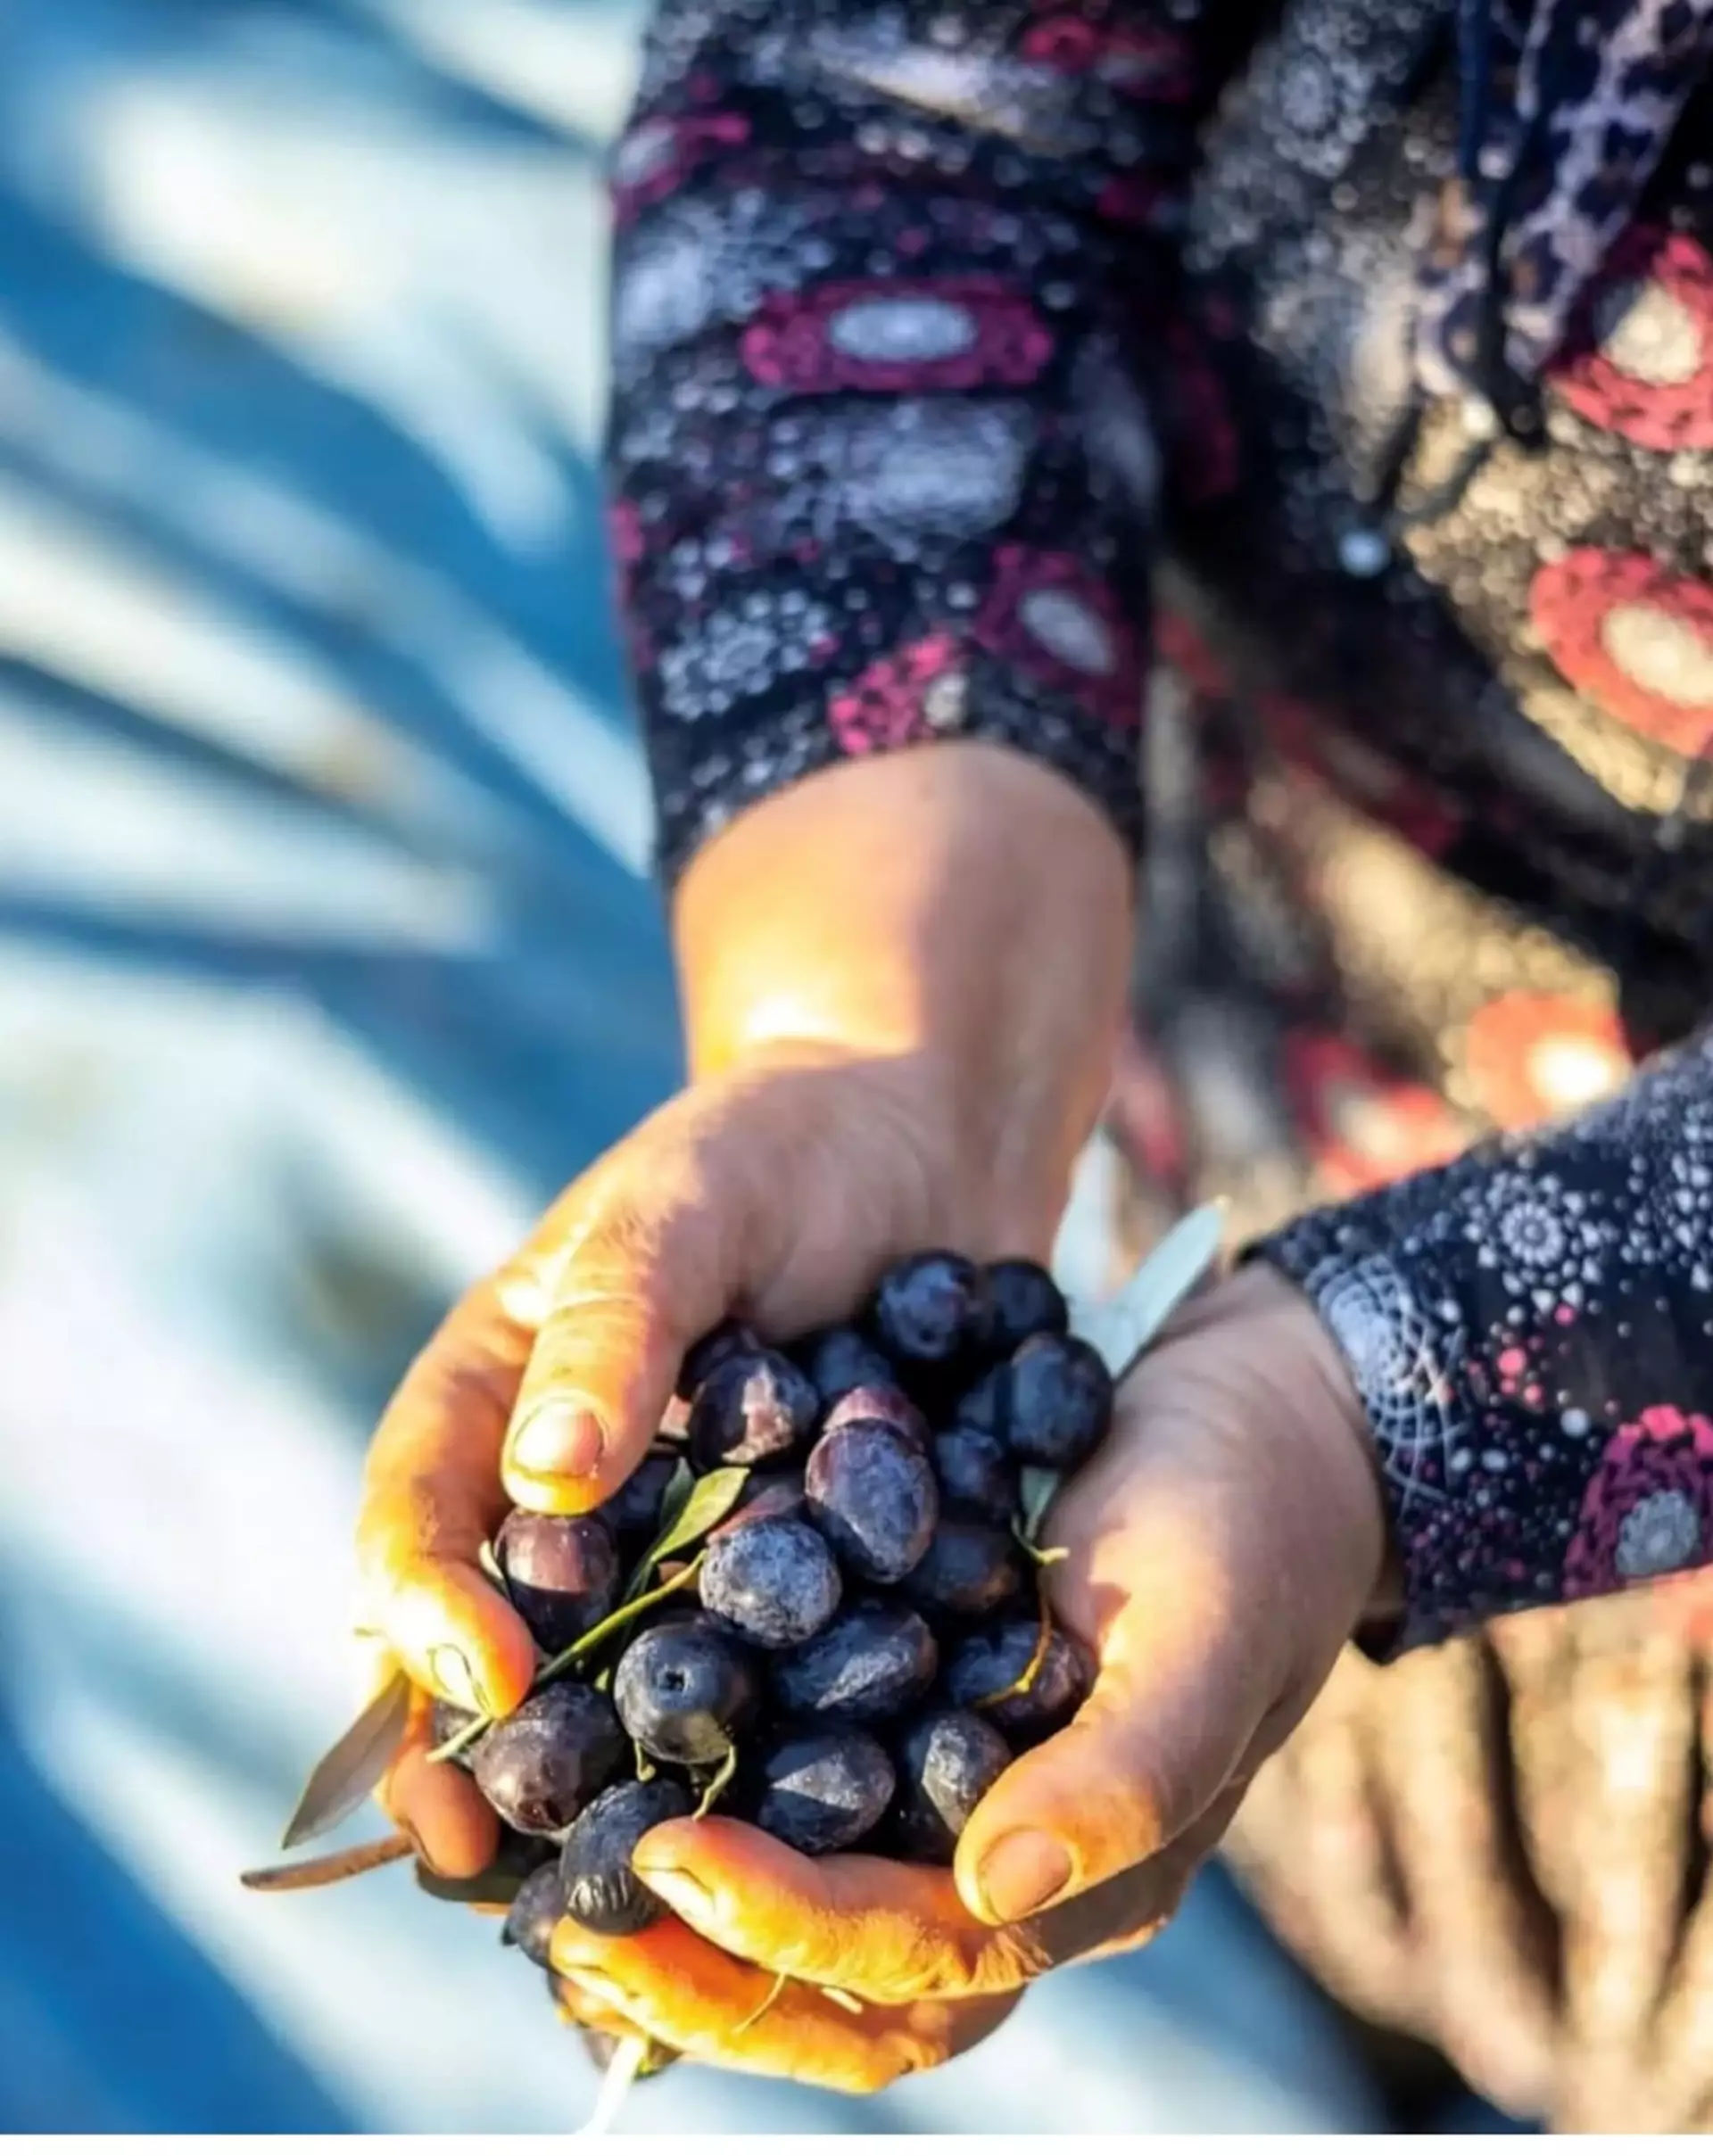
[0,1710,351,2132]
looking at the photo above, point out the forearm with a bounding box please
[1262,1023,1713,1651]
[674,743,1135,1253]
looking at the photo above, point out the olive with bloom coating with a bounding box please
[769,1602,939,1725]
[494,1510,620,1654]
[983,1258,1069,1357]
[689,1348,820,1471]
[806,1417,939,1583]
[501,1861,567,1970]
[931,1425,1018,1525]
[901,1518,1024,1619]
[699,1516,843,1648]
[821,1383,928,1451]
[795,1326,897,1400]
[679,1318,758,1398]
[892,1709,1012,1864]
[967,1334,1113,1472]
[945,1618,1094,1741]
[750,1727,897,1854]
[559,1777,693,1935]
[614,1618,761,1766]
[471,1681,625,1838]
[869,1251,993,1378]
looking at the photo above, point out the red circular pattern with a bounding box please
[1530,549,1713,754]
[1551,228,1713,451]
[740,279,1053,394]
[972,546,1144,731]
[1018,19,1196,98]
[1562,1407,1713,1601]
[1462,992,1631,1134]
[612,113,750,224]
[1283,1030,1465,1196]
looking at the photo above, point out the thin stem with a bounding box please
[974,1575,1054,1712]
[693,1745,739,1820]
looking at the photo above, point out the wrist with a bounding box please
[1222,1263,1400,1633]
[672,745,1136,1251]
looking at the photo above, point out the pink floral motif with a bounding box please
[973,547,1143,729]
[829,632,962,755]
[612,113,750,222]
[741,279,1053,394]
[1562,1407,1713,1600]
[1018,19,1196,99]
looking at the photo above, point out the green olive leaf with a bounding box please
[1018,1466,1063,1547]
[279,1669,411,1850]
[619,1457,699,1603]
[650,1465,747,1565]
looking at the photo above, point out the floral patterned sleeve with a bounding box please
[606,0,1226,887]
[1260,1028,1713,1656]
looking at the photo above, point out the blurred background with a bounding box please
[0,0,1424,2131]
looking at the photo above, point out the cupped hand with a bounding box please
[550,1262,1394,2091]
[352,1041,1058,1877]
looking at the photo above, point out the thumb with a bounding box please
[954,1602,1266,1929]
[500,1115,745,1513]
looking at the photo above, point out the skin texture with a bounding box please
[352,747,1389,2090]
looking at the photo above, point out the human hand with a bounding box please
[353,1040,1063,1878]
[349,746,1135,1879]
[546,1262,1394,2091]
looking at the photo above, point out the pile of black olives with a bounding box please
[434,1251,1112,2033]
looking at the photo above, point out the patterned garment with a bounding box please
[606,0,1713,1653]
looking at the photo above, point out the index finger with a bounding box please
[356,1262,546,1723]
[630,1816,1175,2003]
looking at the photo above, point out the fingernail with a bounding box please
[634,1863,717,1926]
[975,1830,1073,1923]
[428,1644,490,1717]
[509,1402,606,1481]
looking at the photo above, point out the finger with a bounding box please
[499,1119,739,1510]
[633,1804,1230,2003]
[357,1268,544,1722]
[550,1911,1014,2094]
[372,1670,500,1879]
[550,1972,641,2044]
[631,1819,1057,2002]
[955,1590,1263,1926]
